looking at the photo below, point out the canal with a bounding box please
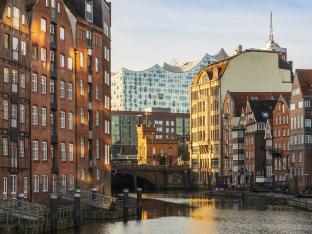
[66,191,312,234]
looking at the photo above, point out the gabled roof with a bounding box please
[296,69,312,96]
[64,0,109,28]
[248,100,276,122]
[25,0,38,10]
[226,91,290,116]
[0,0,7,18]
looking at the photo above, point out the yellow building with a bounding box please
[189,49,293,187]
[137,124,179,165]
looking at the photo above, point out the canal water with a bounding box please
[67,191,312,234]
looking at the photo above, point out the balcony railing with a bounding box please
[50,94,57,110]
[51,8,57,22]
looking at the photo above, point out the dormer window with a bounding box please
[86,0,93,22]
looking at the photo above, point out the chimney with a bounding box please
[235,45,243,54]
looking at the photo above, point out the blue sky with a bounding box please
[111,0,312,72]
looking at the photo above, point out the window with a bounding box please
[80,80,84,95]
[305,119,312,128]
[58,3,61,13]
[105,145,110,164]
[21,41,26,56]
[68,112,73,129]
[298,101,303,109]
[42,175,48,192]
[80,108,84,124]
[61,143,66,161]
[67,83,73,100]
[95,111,100,126]
[60,111,66,129]
[3,100,9,120]
[290,103,295,111]
[68,57,73,70]
[41,107,47,126]
[96,85,100,100]
[33,141,39,160]
[23,177,28,194]
[305,100,311,108]
[69,174,74,190]
[95,139,100,159]
[95,57,99,72]
[2,138,8,155]
[46,0,49,7]
[41,48,47,61]
[306,135,312,144]
[6,7,11,18]
[81,169,85,180]
[42,141,48,160]
[80,52,84,68]
[86,0,93,21]
[41,76,47,94]
[20,73,26,88]
[12,7,20,30]
[105,96,110,109]
[60,80,65,98]
[12,37,19,60]
[104,71,110,86]
[3,177,8,197]
[69,143,73,161]
[10,104,17,128]
[60,54,65,68]
[3,177,7,196]
[4,33,10,50]
[32,74,38,92]
[104,46,110,61]
[96,169,100,180]
[32,106,38,125]
[105,120,110,134]
[19,140,25,158]
[4,67,9,83]
[11,175,17,194]
[80,137,85,158]
[32,44,38,59]
[41,18,47,32]
[34,175,39,192]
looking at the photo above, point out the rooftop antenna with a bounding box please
[269,12,274,42]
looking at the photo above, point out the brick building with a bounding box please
[112,108,189,162]
[289,70,312,192]
[222,91,289,185]
[137,124,179,166]
[0,0,114,204]
[272,94,291,186]
[242,100,276,185]
[0,0,31,200]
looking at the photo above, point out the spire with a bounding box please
[269,12,274,41]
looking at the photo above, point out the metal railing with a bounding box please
[0,198,48,221]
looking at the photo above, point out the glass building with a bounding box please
[112,50,228,113]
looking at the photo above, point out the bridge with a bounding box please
[111,164,191,191]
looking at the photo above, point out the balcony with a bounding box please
[11,84,18,93]
[51,127,58,144]
[50,62,57,79]
[88,75,92,83]
[88,130,93,140]
[86,38,92,48]
[51,8,57,23]
[50,35,57,49]
[50,94,57,110]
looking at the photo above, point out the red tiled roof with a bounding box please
[227,91,291,116]
[296,69,312,96]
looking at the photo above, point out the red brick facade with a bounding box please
[0,0,31,200]
[0,0,112,204]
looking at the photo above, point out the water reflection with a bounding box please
[66,192,312,234]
